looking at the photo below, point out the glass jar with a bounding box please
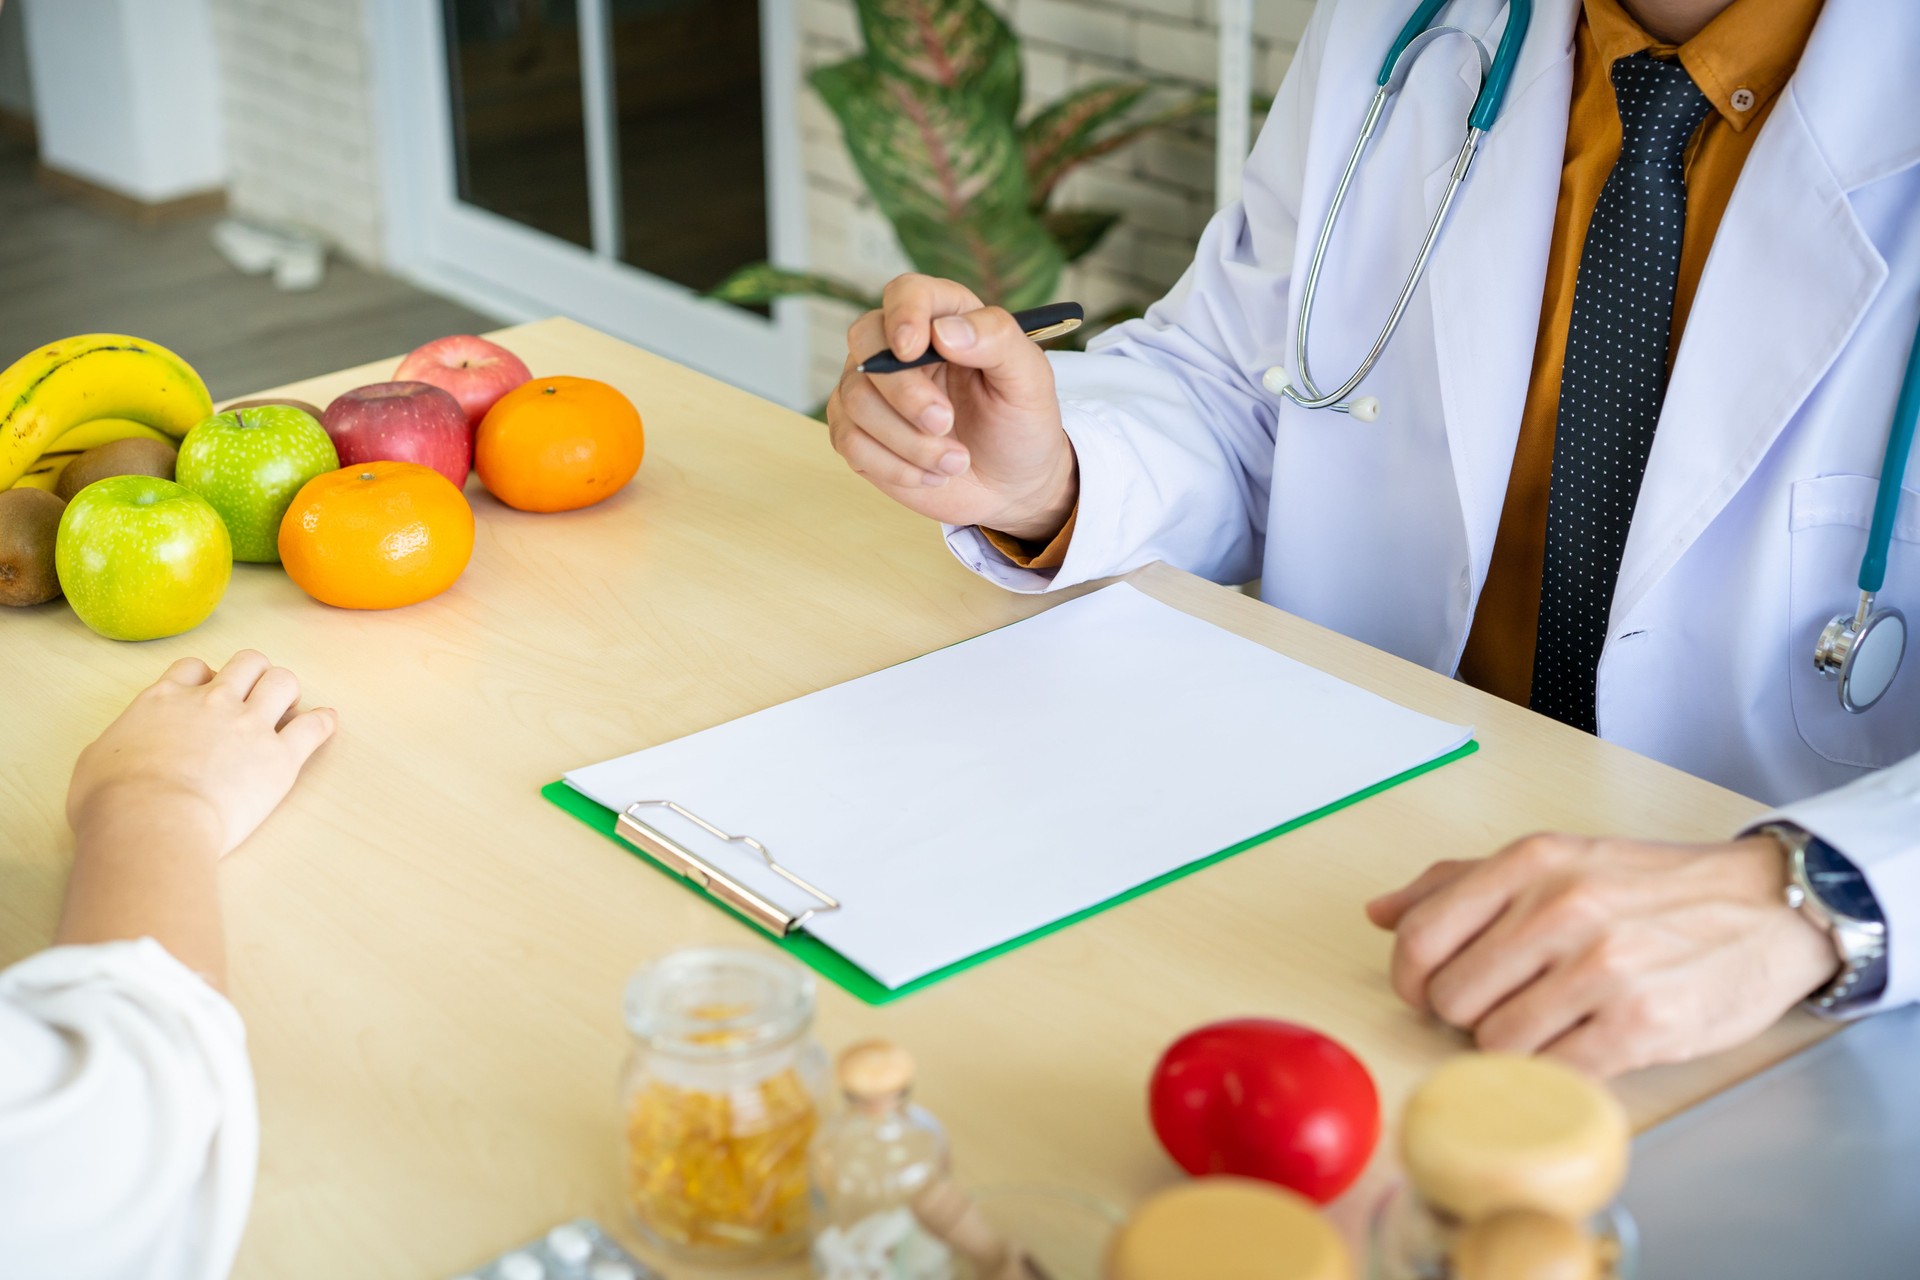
[620,947,828,1263]
[1368,1181,1639,1280]
[810,1041,955,1280]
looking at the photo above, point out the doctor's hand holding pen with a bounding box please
[828,274,1081,545]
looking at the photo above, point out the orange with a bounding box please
[278,461,475,609]
[475,375,644,513]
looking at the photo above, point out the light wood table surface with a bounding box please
[0,318,1830,1277]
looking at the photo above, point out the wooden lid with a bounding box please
[1106,1179,1351,1280]
[837,1039,915,1100]
[1453,1209,1600,1280]
[1400,1055,1629,1222]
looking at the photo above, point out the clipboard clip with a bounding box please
[615,800,842,938]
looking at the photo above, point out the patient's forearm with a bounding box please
[57,793,227,990]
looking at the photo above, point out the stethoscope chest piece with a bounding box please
[1816,599,1908,713]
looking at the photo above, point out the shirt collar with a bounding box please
[1582,0,1826,132]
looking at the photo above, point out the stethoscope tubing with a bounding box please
[1862,307,1920,594]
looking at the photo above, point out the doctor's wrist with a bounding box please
[988,444,1080,544]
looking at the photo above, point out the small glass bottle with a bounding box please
[1370,1054,1638,1280]
[619,947,828,1264]
[809,1040,957,1280]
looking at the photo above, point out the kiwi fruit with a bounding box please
[222,396,325,420]
[55,436,178,502]
[0,488,66,606]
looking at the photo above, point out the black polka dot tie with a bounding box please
[1530,52,1713,733]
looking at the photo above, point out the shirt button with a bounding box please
[1731,87,1756,112]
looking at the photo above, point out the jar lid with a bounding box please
[622,947,815,1059]
[1399,1054,1628,1223]
[1106,1178,1351,1280]
[838,1040,915,1100]
[1453,1209,1601,1280]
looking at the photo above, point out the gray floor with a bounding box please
[0,136,497,401]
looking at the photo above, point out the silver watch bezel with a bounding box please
[1763,823,1888,1012]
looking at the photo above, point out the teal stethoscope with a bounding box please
[1260,0,1916,714]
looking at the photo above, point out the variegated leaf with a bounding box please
[1027,87,1232,204]
[707,264,881,309]
[1021,81,1152,199]
[854,0,1022,119]
[893,213,1063,310]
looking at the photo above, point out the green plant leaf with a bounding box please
[1040,208,1122,263]
[707,264,880,310]
[853,0,1022,119]
[812,58,1061,305]
[894,213,1062,310]
[1026,87,1235,205]
[1021,81,1153,199]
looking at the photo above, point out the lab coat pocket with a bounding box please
[1789,475,1920,768]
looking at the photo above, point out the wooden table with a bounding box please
[0,319,1831,1278]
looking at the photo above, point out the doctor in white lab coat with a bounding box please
[826,0,1920,1076]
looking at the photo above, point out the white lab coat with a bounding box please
[0,940,257,1279]
[946,0,1920,1009]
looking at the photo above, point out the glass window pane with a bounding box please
[610,0,769,295]
[443,0,594,250]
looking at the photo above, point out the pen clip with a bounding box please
[1022,317,1083,344]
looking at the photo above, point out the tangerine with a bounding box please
[278,461,475,609]
[475,375,644,512]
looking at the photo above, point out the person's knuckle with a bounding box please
[1473,1016,1520,1053]
[1544,878,1610,928]
[1504,832,1568,871]
[1428,976,1472,1027]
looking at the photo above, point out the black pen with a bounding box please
[855,302,1085,375]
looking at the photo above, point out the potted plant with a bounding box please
[711,0,1255,315]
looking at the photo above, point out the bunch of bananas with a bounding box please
[1,335,214,492]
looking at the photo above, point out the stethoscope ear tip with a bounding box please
[1349,396,1381,423]
[1261,365,1291,395]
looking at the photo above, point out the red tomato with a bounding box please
[1148,1018,1380,1203]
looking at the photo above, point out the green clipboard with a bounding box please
[542,737,1476,1006]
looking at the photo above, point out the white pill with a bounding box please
[497,1253,545,1280]
[588,1262,635,1280]
[546,1225,593,1265]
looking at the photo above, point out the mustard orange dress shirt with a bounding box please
[1453,0,1824,702]
[993,0,1825,709]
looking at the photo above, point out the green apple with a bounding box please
[56,476,232,641]
[176,405,339,562]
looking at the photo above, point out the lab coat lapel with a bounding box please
[1610,0,1920,624]
[1425,0,1578,580]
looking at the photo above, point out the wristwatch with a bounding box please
[1759,823,1889,1013]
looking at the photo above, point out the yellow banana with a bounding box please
[9,452,76,492]
[45,417,176,453]
[0,335,211,488]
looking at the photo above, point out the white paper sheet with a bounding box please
[565,584,1471,989]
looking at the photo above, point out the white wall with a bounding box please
[21,0,227,201]
[207,0,385,265]
[0,0,32,121]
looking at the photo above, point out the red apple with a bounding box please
[394,335,532,430]
[321,381,471,489]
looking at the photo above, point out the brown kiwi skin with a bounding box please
[0,488,67,607]
[55,436,179,503]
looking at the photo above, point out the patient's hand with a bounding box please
[68,652,338,858]
[1367,833,1839,1077]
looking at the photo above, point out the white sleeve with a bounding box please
[943,0,1336,594]
[1757,751,1920,1014]
[0,939,257,1280]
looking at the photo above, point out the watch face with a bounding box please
[1803,838,1886,924]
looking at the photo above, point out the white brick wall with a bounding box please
[795,0,1310,398]
[206,0,384,266]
